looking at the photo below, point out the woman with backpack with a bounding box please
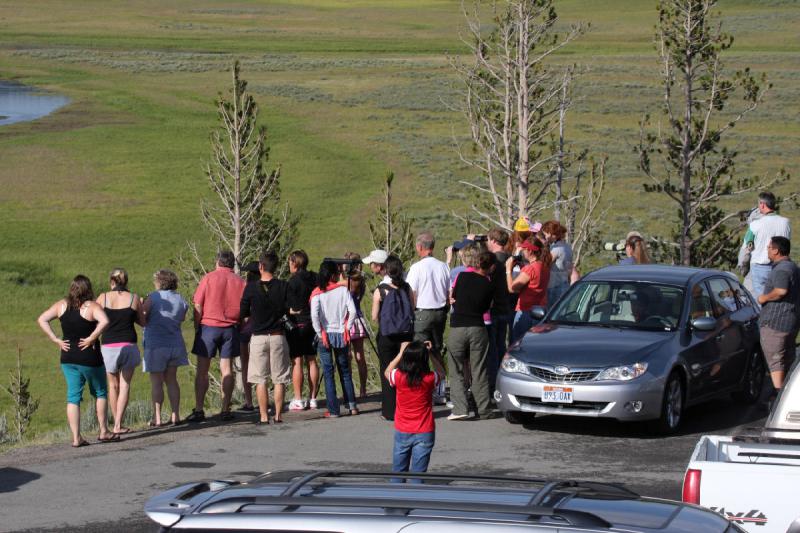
[310,260,359,418]
[371,255,416,421]
[385,340,445,481]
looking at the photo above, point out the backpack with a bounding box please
[378,283,414,336]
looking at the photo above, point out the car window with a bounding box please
[689,283,715,319]
[707,278,738,317]
[732,281,754,309]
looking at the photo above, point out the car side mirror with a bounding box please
[690,316,716,331]
[531,306,546,320]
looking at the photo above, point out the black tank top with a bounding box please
[59,305,103,367]
[102,293,138,344]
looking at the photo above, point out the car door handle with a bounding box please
[715,334,725,341]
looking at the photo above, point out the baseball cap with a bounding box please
[452,237,474,251]
[362,249,389,265]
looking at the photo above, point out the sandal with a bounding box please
[114,427,133,435]
[220,411,235,422]
[71,439,90,448]
[271,418,283,424]
[350,409,360,416]
[97,433,120,443]
[148,420,162,428]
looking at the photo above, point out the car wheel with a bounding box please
[732,350,765,404]
[504,411,535,425]
[649,372,684,435]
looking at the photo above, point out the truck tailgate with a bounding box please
[686,435,800,533]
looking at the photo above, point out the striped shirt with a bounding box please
[759,258,800,332]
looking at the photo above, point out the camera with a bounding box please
[280,314,296,333]
[512,253,524,263]
[472,234,488,243]
[323,257,362,275]
[604,241,626,252]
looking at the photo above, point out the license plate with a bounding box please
[542,386,573,403]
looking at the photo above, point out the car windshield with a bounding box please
[548,281,684,331]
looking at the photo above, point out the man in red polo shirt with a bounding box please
[188,250,246,422]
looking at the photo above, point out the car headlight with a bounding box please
[501,355,530,375]
[596,362,648,381]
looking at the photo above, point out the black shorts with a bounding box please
[288,323,317,358]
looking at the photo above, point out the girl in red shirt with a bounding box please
[385,341,445,482]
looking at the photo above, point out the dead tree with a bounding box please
[450,0,586,229]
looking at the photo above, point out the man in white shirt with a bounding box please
[746,192,791,298]
[406,232,451,364]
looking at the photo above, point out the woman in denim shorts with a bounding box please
[142,269,189,427]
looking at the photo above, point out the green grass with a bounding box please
[0,0,798,436]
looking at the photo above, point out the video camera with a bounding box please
[471,234,488,243]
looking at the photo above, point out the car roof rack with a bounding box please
[196,471,635,529]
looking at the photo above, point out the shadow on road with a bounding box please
[0,466,41,493]
[520,398,768,439]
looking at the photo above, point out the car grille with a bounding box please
[528,366,599,383]
[517,395,608,412]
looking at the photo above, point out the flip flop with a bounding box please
[71,439,90,448]
[97,433,121,443]
[148,420,162,428]
[271,418,283,424]
[114,427,133,435]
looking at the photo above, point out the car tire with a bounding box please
[504,411,536,425]
[649,372,684,435]
[732,350,766,404]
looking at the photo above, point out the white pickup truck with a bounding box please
[684,369,800,533]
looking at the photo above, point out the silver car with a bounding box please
[495,265,764,433]
[145,470,743,532]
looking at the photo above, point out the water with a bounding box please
[0,81,69,126]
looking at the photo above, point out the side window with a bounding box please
[732,281,754,309]
[707,278,739,317]
[690,283,715,320]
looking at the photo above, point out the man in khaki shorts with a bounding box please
[239,251,292,424]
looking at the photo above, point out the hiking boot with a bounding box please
[186,409,205,423]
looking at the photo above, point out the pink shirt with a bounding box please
[194,266,246,327]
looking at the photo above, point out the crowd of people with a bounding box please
[35,190,797,477]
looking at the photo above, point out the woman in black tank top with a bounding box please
[96,268,145,434]
[37,275,115,447]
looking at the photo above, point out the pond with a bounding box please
[0,81,70,126]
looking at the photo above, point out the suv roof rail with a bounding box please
[256,470,639,498]
[198,495,613,529]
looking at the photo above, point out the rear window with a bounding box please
[561,496,677,528]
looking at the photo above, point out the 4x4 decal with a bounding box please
[711,507,768,526]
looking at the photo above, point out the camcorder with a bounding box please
[471,234,488,243]
[323,257,362,275]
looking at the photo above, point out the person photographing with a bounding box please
[506,239,551,343]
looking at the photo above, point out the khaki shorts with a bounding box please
[248,334,292,385]
[760,325,797,373]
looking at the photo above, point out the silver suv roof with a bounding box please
[145,470,734,533]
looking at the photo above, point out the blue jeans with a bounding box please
[318,343,357,415]
[487,313,513,392]
[392,431,435,483]
[750,263,772,300]
[511,310,538,344]
[547,283,569,310]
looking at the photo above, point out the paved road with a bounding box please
[1,396,767,532]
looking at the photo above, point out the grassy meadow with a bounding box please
[0,0,798,437]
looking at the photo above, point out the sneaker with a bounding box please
[289,399,306,411]
[445,400,454,409]
[186,409,205,423]
[309,398,318,409]
[447,413,471,421]
[323,411,340,418]
[479,411,502,420]
[433,394,448,406]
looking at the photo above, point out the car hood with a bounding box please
[508,323,673,367]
